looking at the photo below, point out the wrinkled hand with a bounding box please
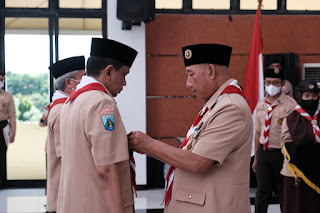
[128,131,153,154]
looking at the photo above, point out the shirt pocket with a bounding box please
[173,189,206,206]
[0,97,9,112]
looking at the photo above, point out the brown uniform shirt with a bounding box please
[57,83,133,213]
[281,117,294,177]
[46,102,65,211]
[255,92,296,149]
[0,89,15,121]
[165,79,253,213]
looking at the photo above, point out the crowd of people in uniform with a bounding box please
[0,38,319,213]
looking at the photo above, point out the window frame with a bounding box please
[155,0,320,15]
[0,0,107,188]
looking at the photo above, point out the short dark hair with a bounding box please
[86,56,125,77]
[0,70,4,76]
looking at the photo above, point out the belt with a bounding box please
[260,144,280,151]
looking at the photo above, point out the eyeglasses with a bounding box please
[265,80,281,86]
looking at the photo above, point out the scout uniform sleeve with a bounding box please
[281,117,293,149]
[53,112,62,158]
[192,102,245,165]
[255,101,262,133]
[8,93,15,115]
[84,99,128,167]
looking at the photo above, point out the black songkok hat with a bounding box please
[264,68,284,80]
[181,44,232,67]
[296,79,320,93]
[90,38,138,68]
[49,56,85,79]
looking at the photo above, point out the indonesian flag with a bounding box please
[243,1,264,156]
[243,1,264,113]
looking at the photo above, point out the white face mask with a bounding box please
[265,85,281,96]
[0,80,4,88]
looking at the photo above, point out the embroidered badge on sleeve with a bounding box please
[99,108,115,131]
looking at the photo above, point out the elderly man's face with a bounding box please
[185,64,213,101]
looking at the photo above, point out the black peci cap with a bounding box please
[181,43,232,67]
[49,56,85,79]
[264,68,284,80]
[90,38,138,68]
[296,79,320,93]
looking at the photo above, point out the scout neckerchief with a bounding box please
[47,90,68,118]
[66,83,108,103]
[263,100,280,151]
[65,76,137,196]
[295,104,320,143]
[163,84,244,205]
[129,149,137,197]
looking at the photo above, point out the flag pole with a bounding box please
[258,0,262,49]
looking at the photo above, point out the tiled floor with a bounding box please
[0,188,281,213]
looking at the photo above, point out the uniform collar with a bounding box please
[76,76,112,96]
[51,90,69,103]
[265,91,285,104]
[206,78,235,109]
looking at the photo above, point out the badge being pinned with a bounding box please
[100,108,115,131]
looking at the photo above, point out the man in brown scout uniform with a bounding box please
[0,70,15,189]
[57,38,137,213]
[129,44,253,213]
[46,56,86,213]
[252,68,296,213]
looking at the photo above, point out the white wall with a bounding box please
[107,0,147,185]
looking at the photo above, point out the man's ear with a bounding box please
[208,64,216,79]
[103,65,114,80]
[65,78,72,89]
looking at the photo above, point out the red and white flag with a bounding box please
[243,0,264,113]
[243,1,264,156]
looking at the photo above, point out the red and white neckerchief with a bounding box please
[129,149,137,197]
[163,81,244,205]
[263,100,279,150]
[66,76,137,196]
[47,90,68,118]
[66,76,109,103]
[295,104,320,143]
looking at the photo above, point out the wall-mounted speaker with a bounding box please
[117,0,155,30]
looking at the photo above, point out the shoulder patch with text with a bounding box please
[99,108,115,131]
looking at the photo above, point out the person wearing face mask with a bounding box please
[266,57,293,98]
[57,38,138,213]
[281,79,320,213]
[252,68,296,213]
[0,70,16,189]
[45,56,86,213]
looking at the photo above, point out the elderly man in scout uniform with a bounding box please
[0,70,15,189]
[129,44,253,213]
[45,56,86,213]
[57,38,137,213]
[252,68,296,213]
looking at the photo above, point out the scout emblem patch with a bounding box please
[278,118,284,125]
[99,108,115,131]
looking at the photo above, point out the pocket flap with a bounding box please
[173,190,206,205]
[122,190,134,208]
